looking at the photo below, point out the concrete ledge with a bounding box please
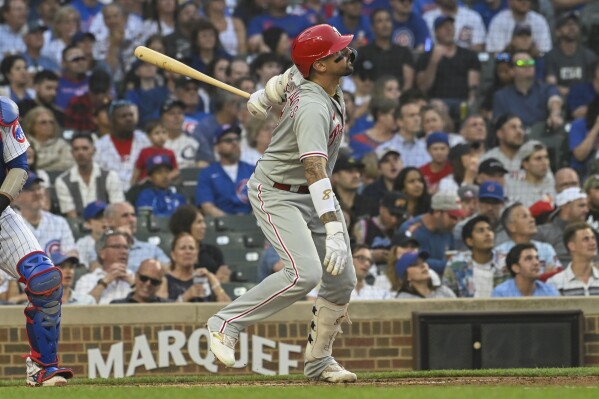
[2,297,599,326]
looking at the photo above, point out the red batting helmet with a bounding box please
[291,24,354,78]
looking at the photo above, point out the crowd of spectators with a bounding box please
[1,0,599,305]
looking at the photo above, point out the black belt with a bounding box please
[273,182,310,194]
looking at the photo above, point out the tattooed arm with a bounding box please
[303,156,338,224]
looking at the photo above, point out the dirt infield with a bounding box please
[130,375,599,388]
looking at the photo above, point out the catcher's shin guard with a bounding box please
[18,252,73,383]
[305,297,350,363]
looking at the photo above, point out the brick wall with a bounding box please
[1,298,599,380]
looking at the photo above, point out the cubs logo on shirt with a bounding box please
[13,124,26,143]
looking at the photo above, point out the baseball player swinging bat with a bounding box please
[133,46,251,99]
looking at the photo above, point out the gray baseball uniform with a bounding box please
[209,66,357,378]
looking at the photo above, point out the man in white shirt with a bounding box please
[495,202,562,274]
[479,114,525,173]
[423,0,486,51]
[0,0,28,57]
[382,101,430,168]
[56,133,125,218]
[161,99,200,169]
[13,173,77,256]
[505,140,556,207]
[104,202,170,273]
[94,100,150,191]
[486,0,552,53]
[74,230,133,304]
[548,222,599,296]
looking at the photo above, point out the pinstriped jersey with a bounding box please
[0,122,30,183]
[254,66,345,186]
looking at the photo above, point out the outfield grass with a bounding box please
[2,369,598,399]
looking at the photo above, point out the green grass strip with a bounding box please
[2,386,599,399]
[1,367,599,387]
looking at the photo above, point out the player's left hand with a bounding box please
[247,90,271,120]
[323,221,348,276]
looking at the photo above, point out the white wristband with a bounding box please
[308,178,336,217]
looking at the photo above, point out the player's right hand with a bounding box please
[323,221,348,276]
[247,90,271,120]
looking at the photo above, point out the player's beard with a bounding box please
[342,64,354,77]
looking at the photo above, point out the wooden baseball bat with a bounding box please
[134,46,251,99]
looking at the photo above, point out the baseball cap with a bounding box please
[584,175,599,191]
[556,187,587,207]
[50,252,80,267]
[556,11,580,28]
[375,146,400,162]
[518,140,546,161]
[381,191,409,217]
[175,77,200,89]
[72,31,96,45]
[353,56,376,81]
[391,233,419,248]
[431,191,465,218]
[478,158,508,175]
[434,15,455,31]
[146,154,173,174]
[214,124,242,144]
[395,250,429,277]
[108,99,133,118]
[333,155,365,173]
[478,181,505,202]
[529,200,555,218]
[448,143,472,162]
[23,20,48,35]
[83,200,107,220]
[458,185,479,202]
[426,132,449,148]
[513,23,532,36]
[160,98,185,115]
[23,171,44,190]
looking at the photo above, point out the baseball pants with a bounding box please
[209,175,357,377]
[0,207,44,279]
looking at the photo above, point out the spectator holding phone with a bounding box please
[160,233,230,303]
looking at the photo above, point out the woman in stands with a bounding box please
[142,0,177,41]
[393,167,431,218]
[203,0,247,56]
[386,249,455,299]
[169,205,232,283]
[22,106,74,172]
[159,232,231,303]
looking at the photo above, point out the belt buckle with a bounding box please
[289,185,300,193]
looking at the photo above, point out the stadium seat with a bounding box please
[151,215,171,232]
[203,231,265,249]
[221,282,257,299]
[214,214,260,232]
[47,186,61,215]
[225,248,262,283]
[45,170,63,186]
[66,217,87,241]
[146,232,173,255]
[581,2,599,55]
[177,184,196,205]
[178,167,202,184]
